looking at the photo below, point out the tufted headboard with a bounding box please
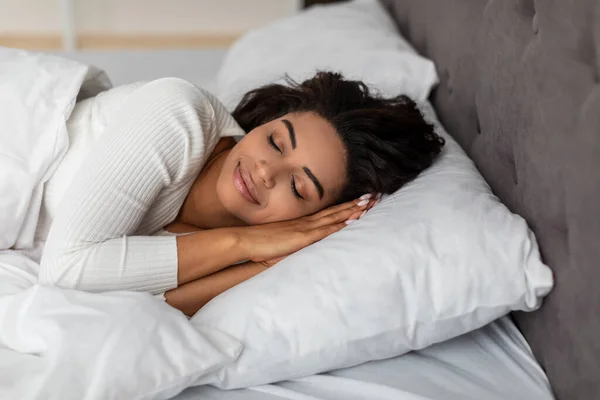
[381,1,600,399]
[304,0,600,398]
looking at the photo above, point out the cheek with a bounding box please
[234,131,263,155]
[267,193,323,222]
[259,190,303,222]
[215,168,235,209]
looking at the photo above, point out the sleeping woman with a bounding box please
[39,72,444,317]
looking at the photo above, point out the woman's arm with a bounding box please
[164,261,268,317]
[40,78,246,294]
[175,228,247,285]
[164,197,376,315]
[166,198,375,315]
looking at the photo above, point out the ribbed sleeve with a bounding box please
[39,78,244,294]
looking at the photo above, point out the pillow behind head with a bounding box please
[191,102,553,388]
[216,0,438,110]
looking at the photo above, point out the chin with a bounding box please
[217,192,254,226]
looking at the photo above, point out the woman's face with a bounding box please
[216,112,347,225]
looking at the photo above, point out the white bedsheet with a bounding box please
[176,316,554,400]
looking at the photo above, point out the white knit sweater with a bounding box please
[39,78,244,294]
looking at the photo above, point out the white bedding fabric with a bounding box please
[0,250,242,400]
[0,47,110,251]
[176,316,553,400]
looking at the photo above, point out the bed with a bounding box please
[28,0,600,399]
[172,316,551,400]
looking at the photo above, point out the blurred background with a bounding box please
[0,0,302,51]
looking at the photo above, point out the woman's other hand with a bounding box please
[239,194,375,263]
[344,192,380,223]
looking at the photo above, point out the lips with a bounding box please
[234,162,259,204]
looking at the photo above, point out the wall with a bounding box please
[0,0,301,49]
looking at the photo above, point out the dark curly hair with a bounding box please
[232,71,445,204]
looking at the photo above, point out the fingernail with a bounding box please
[357,199,369,207]
[376,193,382,200]
[360,210,367,218]
[345,219,357,225]
[359,193,372,200]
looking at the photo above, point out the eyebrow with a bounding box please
[303,166,324,200]
[282,119,296,149]
[281,118,324,199]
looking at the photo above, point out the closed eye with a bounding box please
[269,133,303,200]
[268,134,282,154]
[291,176,304,200]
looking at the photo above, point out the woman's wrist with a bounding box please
[228,226,253,261]
[175,227,249,285]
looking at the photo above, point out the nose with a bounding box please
[255,160,275,189]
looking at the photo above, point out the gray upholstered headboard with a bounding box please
[305,1,600,399]
[379,1,600,399]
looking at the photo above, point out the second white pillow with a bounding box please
[216,0,438,110]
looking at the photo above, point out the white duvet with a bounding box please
[0,48,242,400]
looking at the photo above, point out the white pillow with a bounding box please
[216,0,438,110]
[191,102,553,388]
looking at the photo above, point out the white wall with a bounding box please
[0,0,301,34]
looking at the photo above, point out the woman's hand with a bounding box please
[344,192,381,223]
[239,195,376,263]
